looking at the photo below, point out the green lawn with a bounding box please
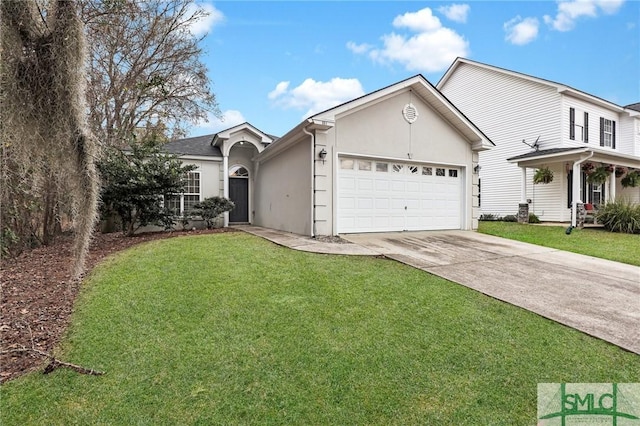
[478,221,640,266]
[2,233,639,425]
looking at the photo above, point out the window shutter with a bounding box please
[569,108,575,140]
[584,112,589,143]
[599,117,604,146]
[581,173,587,202]
[612,121,616,149]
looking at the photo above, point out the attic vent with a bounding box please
[403,103,419,124]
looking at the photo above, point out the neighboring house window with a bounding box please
[569,107,575,140]
[600,117,616,148]
[584,112,589,143]
[165,171,200,216]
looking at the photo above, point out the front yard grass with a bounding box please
[478,221,640,266]
[2,233,639,425]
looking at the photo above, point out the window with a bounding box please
[600,117,616,148]
[165,171,201,216]
[569,107,575,140]
[376,162,388,172]
[392,164,404,173]
[448,169,458,178]
[422,166,432,176]
[408,165,418,174]
[357,160,372,171]
[229,166,249,177]
[340,158,354,169]
[436,168,445,176]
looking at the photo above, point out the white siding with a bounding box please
[563,96,623,152]
[619,114,639,156]
[440,63,561,218]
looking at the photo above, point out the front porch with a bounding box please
[508,147,640,227]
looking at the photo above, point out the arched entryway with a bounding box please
[229,165,249,223]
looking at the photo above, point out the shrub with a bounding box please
[479,214,500,221]
[190,197,235,229]
[528,213,541,223]
[596,200,640,234]
[503,215,518,222]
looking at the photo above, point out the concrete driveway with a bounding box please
[342,230,640,354]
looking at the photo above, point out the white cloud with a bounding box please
[268,81,290,100]
[438,4,470,23]
[192,109,245,134]
[543,0,624,31]
[269,77,365,118]
[504,16,539,45]
[351,7,469,73]
[346,41,373,55]
[186,3,225,37]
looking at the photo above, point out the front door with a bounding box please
[229,177,249,222]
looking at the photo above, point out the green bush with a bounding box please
[596,200,640,234]
[528,213,541,223]
[191,197,235,229]
[502,215,518,222]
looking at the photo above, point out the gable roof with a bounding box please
[212,122,277,146]
[311,74,494,150]
[163,134,221,157]
[438,57,627,113]
[625,102,640,112]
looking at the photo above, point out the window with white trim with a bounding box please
[448,169,458,178]
[165,171,201,216]
[602,118,614,148]
[436,168,445,176]
[376,162,388,172]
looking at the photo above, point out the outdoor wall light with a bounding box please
[473,164,481,174]
[318,148,327,163]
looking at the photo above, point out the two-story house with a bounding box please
[437,57,640,226]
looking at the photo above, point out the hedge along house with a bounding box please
[165,75,493,236]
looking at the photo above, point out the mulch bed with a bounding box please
[0,227,235,384]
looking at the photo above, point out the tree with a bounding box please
[191,197,235,229]
[98,138,196,236]
[1,0,99,277]
[80,0,220,146]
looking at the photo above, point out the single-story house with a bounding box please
[164,74,494,236]
[437,57,640,226]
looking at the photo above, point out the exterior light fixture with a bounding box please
[474,164,481,174]
[319,148,327,163]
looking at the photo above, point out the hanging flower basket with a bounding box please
[621,170,640,188]
[615,166,628,178]
[587,165,611,185]
[581,162,595,175]
[533,166,554,184]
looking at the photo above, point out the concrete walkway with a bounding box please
[234,226,640,354]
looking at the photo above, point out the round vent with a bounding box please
[403,103,419,124]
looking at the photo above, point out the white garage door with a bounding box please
[338,157,462,233]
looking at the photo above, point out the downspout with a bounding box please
[302,125,316,237]
[570,151,594,227]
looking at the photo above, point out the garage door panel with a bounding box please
[338,158,462,233]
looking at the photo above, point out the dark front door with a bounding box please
[229,178,249,222]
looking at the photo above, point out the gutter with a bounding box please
[302,125,316,238]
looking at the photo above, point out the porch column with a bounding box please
[609,166,616,202]
[571,162,582,227]
[223,155,229,227]
[520,167,527,203]
[518,167,528,223]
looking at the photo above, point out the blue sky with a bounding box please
[187,0,639,138]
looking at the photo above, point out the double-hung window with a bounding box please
[165,171,201,216]
[600,117,616,148]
